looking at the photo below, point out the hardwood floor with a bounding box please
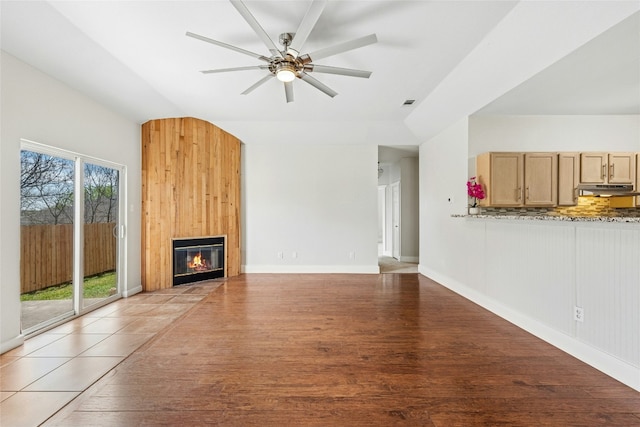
[34,274,640,425]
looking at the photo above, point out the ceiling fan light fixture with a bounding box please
[276,62,297,82]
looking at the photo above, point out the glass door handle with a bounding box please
[113,225,125,238]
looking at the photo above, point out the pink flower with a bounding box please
[467,177,485,207]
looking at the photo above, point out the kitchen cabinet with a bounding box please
[558,153,580,206]
[524,152,558,206]
[477,152,557,207]
[477,152,523,207]
[580,152,635,184]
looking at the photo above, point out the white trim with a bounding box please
[242,265,380,274]
[123,285,143,298]
[418,264,640,392]
[21,139,124,171]
[73,157,84,314]
[19,139,128,331]
[0,335,25,354]
[378,185,387,256]
[399,256,419,263]
[391,181,401,260]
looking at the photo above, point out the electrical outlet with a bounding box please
[348,251,355,260]
[574,306,584,322]
[277,252,283,259]
[292,252,297,259]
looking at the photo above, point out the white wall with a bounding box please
[400,157,419,262]
[0,52,141,352]
[419,115,640,390]
[470,115,640,153]
[242,143,379,273]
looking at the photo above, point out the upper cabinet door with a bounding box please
[580,152,607,183]
[524,153,558,206]
[608,153,635,184]
[558,153,579,206]
[489,152,524,206]
[580,152,635,184]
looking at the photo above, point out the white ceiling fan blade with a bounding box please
[287,0,327,58]
[299,73,337,98]
[305,34,377,62]
[306,64,372,78]
[186,31,270,62]
[230,0,283,58]
[284,81,294,103]
[201,65,269,74]
[241,74,275,95]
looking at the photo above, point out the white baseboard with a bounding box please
[1,334,25,354]
[399,256,419,263]
[418,265,640,392]
[242,265,380,274]
[123,285,143,298]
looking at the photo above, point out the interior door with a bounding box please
[391,182,400,260]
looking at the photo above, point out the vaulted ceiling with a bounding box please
[2,1,638,146]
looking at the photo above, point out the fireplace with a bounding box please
[172,236,225,286]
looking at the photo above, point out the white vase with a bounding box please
[468,207,479,215]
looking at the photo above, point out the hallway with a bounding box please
[378,256,418,273]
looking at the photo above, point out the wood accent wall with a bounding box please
[141,117,241,291]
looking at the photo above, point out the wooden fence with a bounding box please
[20,222,116,293]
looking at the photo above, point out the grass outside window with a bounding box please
[21,272,116,301]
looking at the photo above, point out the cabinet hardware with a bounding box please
[526,186,530,200]
[602,164,607,179]
[610,163,614,179]
[516,187,521,200]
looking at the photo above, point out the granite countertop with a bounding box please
[451,214,640,223]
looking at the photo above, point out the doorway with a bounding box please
[377,146,420,274]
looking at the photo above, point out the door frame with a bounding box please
[377,185,386,256]
[20,139,126,334]
[391,181,401,260]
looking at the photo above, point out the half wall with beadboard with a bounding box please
[141,117,241,291]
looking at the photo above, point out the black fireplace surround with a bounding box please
[172,236,225,286]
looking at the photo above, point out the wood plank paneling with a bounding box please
[141,118,241,291]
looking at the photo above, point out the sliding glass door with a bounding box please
[20,149,76,330]
[20,141,125,333]
[82,162,121,310]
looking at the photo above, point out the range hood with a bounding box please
[577,184,640,197]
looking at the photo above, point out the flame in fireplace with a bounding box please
[188,252,207,271]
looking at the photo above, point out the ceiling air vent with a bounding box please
[403,99,415,106]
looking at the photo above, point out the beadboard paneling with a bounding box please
[576,226,640,368]
[141,118,241,291]
[485,221,575,335]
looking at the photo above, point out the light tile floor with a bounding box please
[0,280,224,427]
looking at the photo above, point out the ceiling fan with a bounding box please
[186,0,377,103]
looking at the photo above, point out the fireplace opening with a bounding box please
[172,236,225,286]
